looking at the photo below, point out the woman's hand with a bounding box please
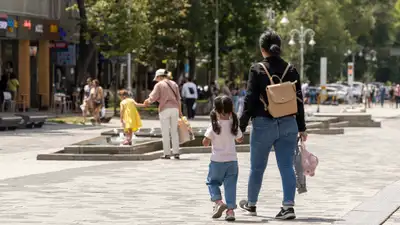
[299,131,308,142]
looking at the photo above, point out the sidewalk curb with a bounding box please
[333,179,400,225]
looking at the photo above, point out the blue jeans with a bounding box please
[247,116,298,206]
[206,161,238,209]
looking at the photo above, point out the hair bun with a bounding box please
[269,44,281,55]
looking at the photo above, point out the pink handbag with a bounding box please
[299,141,319,177]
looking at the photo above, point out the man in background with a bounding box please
[181,77,198,119]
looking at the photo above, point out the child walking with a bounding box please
[119,90,144,145]
[203,96,243,221]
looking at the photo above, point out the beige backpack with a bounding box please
[258,62,298,118]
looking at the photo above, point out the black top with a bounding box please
[239,56,306,132]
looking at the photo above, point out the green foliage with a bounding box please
[75,0,150,58]
[74,0,400,84]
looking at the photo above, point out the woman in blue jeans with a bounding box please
[238,29,307,220]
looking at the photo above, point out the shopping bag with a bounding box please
[300,141,319,177]
[178,116,195,144]
[100,107,106,118]
[294,140,307,194]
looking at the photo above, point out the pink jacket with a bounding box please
[148,80,181,112]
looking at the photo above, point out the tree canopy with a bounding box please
[73,0,400,84]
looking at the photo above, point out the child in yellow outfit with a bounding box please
[119,90,144,145]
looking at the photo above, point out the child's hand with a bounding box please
[236,137,244,143]
[202,137,211,147]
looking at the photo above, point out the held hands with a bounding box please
[236,137,244,143]
[143,100,150,107]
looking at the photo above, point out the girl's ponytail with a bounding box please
[210,109,221,135]
[231,111,239,136]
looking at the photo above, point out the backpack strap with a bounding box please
[258,63,274,85]
[281,64,291,81]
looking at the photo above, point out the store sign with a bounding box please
[35,24,43,33]
[7,19,17,28]
[49,42,68,49]
[50,24,58,33]
[23,20,32,30]
[0,21,7,29]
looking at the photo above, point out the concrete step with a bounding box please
[307,128,344,135]
[313,113,372,121]
[330,121,350,128]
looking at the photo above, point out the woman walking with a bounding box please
[144,69,183,159]
[238,29,307,220]
[91,79,104,125]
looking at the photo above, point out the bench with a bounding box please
[15,114,48,128]
[0,116,23,131]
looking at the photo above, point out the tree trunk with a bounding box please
[188,50,196,80]
[76,0,96,84]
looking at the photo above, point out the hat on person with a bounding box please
[153,69,168,81]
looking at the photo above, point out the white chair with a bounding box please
[1,91,15,112]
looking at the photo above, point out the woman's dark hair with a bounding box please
[93,79,100,86]
[210,95,239,136]
[10,73,17,79]
[259,29,282,56]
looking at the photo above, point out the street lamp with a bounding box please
[280,12,289,25]
[364,49,377,109]
[215,0,219,82]
[344,48,363,107]
[288,24,316,82]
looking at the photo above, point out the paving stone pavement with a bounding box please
[0,117,400,224]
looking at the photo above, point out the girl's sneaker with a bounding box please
[225,209,235,221]
[275,207,296,220]
[239,200,257,216]
[212,201,227,218]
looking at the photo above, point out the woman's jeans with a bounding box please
[206,161,238,209]
[247,116,298,207]
[159,108,180,155]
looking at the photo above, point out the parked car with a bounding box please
[327,84,349,103]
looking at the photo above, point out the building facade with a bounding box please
[0,0,78,109]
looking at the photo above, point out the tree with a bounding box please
[276,0,353,84]
[73,0,150,83]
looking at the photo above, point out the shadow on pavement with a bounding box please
[288,217,343,223]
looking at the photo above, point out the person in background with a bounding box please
[81,78,92,125]
[379,86,386,108]
[91,79,104,125]
[7,73,19,101]
[237,84,247,117]
[371,86,376,106]
[222,80,232,98]
[144,69,183,159]
[181,77,198,119]
[389,85,395,108]
[395,84,400,109]
[232,88,239,113]
[119,89,144,145]
[239,29,307,220]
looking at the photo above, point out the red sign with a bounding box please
[49,42,68,49]
[23,20,31,30]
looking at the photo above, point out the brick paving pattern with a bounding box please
[1,107,400,224]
